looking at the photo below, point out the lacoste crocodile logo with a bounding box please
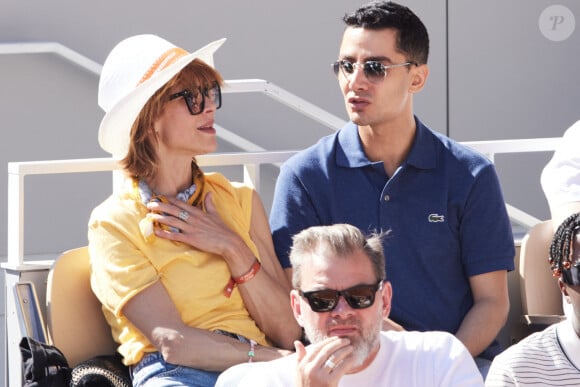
[428,213,445,223]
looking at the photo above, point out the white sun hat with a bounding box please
[97,34,226,157]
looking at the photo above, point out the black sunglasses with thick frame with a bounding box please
[299,280,383,313]
[168,81,222,115]
[332,59,416,83]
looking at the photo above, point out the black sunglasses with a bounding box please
[562,265,580,286]
[168,81,222,115]
[332,59,415,83]
[299,281,383,313]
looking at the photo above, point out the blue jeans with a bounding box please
[474,356,491,381]
[131,352,220,387]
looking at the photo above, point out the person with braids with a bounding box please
[541,121,580,320]
[269,0,514,376]
[485,212,580,386]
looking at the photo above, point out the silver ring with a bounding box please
[178,210,190,221]
[324,358,336,370]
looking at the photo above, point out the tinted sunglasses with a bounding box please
[168,81,222,115]
[562,266,580,286]
[299,281,383,313]
[332,59,415,83]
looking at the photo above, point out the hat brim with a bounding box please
[98,38,226,157]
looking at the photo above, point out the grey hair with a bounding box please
[289,224,387,288]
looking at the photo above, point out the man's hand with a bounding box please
[294,337,356,387]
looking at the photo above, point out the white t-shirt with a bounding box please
[216,330,483,387]
[541,121,580,207]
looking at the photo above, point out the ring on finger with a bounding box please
[324,358,336,370]
[178,210,190,221]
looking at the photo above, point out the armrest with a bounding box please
[521,314,567,331]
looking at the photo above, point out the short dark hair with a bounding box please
[549,212,580,285]
[343,1,429,65]
[289,224,387,289]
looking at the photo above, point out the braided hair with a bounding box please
[549,212,580,285]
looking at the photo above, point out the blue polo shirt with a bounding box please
[270,117,515,358]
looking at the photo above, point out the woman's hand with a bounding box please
[147,192,252,273]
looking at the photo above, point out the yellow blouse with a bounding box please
[88,173,268,366]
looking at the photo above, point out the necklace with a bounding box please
[137,160,206,239]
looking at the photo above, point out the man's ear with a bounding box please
[290,290,305,327]
[559,278,572,303]
[408,64,429,94]
[381,281,393,318]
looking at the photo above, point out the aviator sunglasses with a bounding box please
[299,280,383,313]
[169,81,222,115]
[332,59,415,83]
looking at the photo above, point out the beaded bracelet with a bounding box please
[248,340,257,362]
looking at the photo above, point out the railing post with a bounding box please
[7,165,25,266]
[243,163,259,191]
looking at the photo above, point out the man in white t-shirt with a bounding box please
[486,213,580,386]
[216,224,483,386]
[541,120,580,231]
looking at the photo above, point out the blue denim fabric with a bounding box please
[474,356,491,381]
[131,352,220,387]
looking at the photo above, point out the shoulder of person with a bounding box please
[216,355,295,387]
[427,129,492,168]
[204,172,255,196]
[563,120,580,139]
[495,323,557,362]
[89,189,142,226]
[215,362,256,386]
[282,129,341,170]
[383,330,468,353]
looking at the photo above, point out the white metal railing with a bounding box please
[0,42,103,74]
[462,137,562,163]
[3,137,562,269]
[4,151,296,269]
[0,42,346,152]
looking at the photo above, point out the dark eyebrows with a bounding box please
[338,55,394,64]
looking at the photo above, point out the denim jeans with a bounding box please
[131,352,220,387]
[474,356,492,381]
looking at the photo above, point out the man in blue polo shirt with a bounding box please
[269,1,514,376]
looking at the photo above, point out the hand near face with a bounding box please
[294,337,356,387]
[147,192,243,260]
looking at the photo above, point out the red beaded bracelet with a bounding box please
[223,259,261,297]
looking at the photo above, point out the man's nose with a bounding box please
[349,64,369,89]
[331,295,355,316]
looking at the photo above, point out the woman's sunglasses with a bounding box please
[332,59,415,83]
[299,281,383,313]
[168,81,222,115]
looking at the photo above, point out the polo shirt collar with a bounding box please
[336,117,437,170]
[336,122,371,168]
[406,117,437,170]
